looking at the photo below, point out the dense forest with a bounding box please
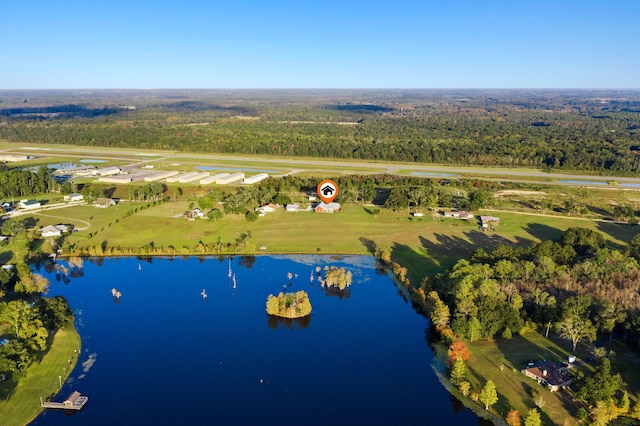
[405,227,640,424]
[1,89,640,173]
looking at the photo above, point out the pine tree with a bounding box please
[449,358,466,385]
[479,380,498,411]
[524,408,541,426]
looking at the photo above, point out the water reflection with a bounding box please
[266,314,312,330]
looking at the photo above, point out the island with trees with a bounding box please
[265,291,312,319]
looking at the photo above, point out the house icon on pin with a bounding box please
[321,186,334,196]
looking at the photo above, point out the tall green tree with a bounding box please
[523,408,541,426]
[479,380,498,411]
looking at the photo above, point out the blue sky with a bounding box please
[3,0,639,89]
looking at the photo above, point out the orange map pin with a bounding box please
[317,179,339,204]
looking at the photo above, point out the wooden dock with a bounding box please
[41,391,88,410]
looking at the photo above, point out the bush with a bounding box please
[245,211,258,222]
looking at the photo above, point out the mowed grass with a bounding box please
[0,326,81,426]
[50,202,640,281]
[465,332,594,426]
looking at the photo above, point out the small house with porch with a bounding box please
[93,198,116,209]
[522,361,572,392]
[315,202,341,213]
[40,224,70,238]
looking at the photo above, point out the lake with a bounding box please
[32,255,483,425]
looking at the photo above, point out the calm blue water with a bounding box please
[32,256,482,426]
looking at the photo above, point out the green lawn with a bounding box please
[31,202,640,283]
[0,326,81,426]
[464,332,595,426]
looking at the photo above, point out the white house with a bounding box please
[40,224,70,238]
[256,203,279,214]
[93,198,116,208]
[315,202,341,213]
[285,204,300,212]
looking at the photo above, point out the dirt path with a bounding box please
[33,212,91,230]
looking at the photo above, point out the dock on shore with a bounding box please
[41,391,88,410]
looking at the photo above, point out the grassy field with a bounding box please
[42,201,633,278]
[0,326,81,426]
[7,200,632,297]
[463,332,597,425]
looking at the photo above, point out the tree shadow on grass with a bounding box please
[596,221,640,247]
[0,374,18,401]
[0,250,13,265]
[586,205,614,219]
[419,231,530,270]
[522,223,564,243]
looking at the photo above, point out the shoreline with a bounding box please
[0,325,82,426]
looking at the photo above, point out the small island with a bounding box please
[266,291,312,319]
[323,266,352,290]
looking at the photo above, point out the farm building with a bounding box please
[216,172,245,185]
[200,173,230,184]
[167,172,197,183]
[64,194,84,202]
[480,216,500,229]
[243,173,269,184]
[99,174,134,183]
[178,172,210,183]
[18,199,41,210]
[0,154,29,162]
[93,166,121,177]
[144,170,179,182]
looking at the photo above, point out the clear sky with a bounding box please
[3,0,639,89]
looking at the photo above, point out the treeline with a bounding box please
[1,90,639,173]
[0,264,74,380]
[421,227,640,345]
[0,164,55,198]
